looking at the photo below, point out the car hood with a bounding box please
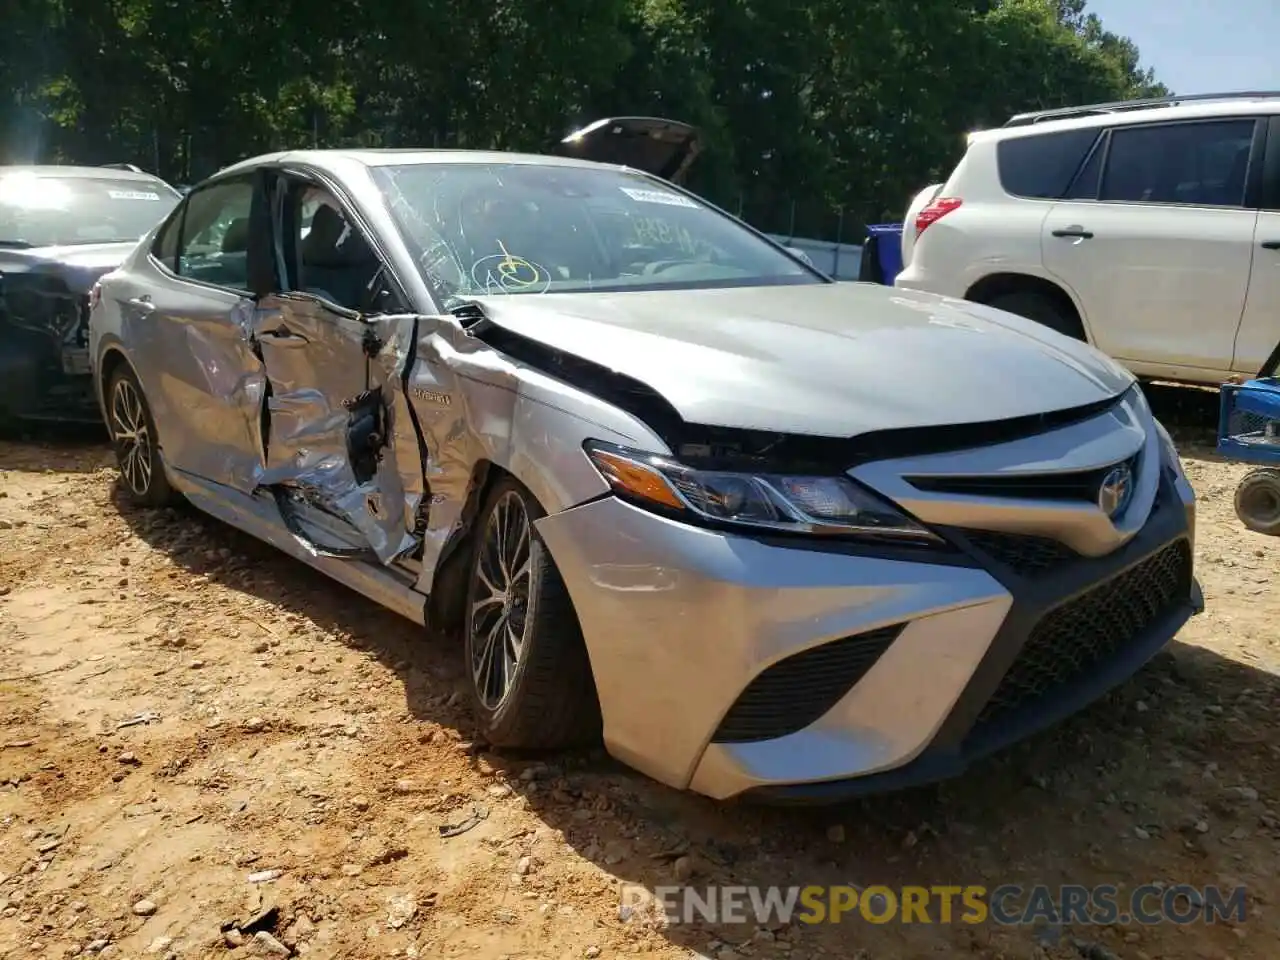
[469,282,1136,439]
[0,241,138,293]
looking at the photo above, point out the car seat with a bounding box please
[300,205,380,310]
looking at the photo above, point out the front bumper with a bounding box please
[536,458,1199,802]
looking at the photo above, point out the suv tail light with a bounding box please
[88,282,102,311]
[914,197,963,238]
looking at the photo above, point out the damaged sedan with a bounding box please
[1,165,181,424]
[89,118,1202,802]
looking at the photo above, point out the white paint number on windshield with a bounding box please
[619,187,699,209]
[107,190,162,201]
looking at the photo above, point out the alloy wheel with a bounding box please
[470,490,533,710]
[110,377,153,496]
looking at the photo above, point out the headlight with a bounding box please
[583,440,942,543]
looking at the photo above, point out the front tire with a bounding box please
[106,365,177,508]
[463,477,601,749]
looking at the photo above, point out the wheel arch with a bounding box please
[426,459,590,635]
[425,458,498,637]
[424,458,599,685]
[964,272,1090,342]
[97,344,133,411]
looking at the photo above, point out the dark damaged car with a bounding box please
[88,118,1201,802]
[0,165,180,424]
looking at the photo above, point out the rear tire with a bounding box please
[105,365,178,508]
[984,290,1082,340]
[1235,468,1280,536]
[462,476,601,749]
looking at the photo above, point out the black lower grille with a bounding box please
[711,625,903,744]
[972,538,1192,729]
[964,530,1079,576]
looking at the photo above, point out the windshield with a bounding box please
[370,162,822,308]
[0,172,179,248]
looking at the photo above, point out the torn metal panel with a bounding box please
[168,469,430,625]
[2,239,150,421]
[403,307,669,594]
[369,313,428,530]
[402,315,516,586]
[0,269,86,358]
[252,296,424,565]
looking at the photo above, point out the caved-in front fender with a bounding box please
[404,312,672,597]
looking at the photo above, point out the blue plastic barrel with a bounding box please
[865,223,904,284]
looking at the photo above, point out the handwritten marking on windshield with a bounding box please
[631,217,713,259]
[470,243,551,295]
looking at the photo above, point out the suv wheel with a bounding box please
[984,291,1082,340]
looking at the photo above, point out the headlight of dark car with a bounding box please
[584,440,941,544]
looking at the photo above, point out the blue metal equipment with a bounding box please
[1217,341,1280,534]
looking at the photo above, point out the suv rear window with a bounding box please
[996,129,1101,199]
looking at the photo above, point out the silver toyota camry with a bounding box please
[88,118,1202,802]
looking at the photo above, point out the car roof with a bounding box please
[968,97,1279,145]
[0,164,170,182]
[214,148,627,180]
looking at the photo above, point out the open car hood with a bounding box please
[556,117,701,184]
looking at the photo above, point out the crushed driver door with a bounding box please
[251,294,425,563]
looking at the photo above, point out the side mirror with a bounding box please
[786,246,815,268]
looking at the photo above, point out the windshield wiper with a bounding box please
[0,240,35,249]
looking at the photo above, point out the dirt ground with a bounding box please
[1,384,1277,960]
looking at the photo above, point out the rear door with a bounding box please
[556,117,701,184]
[1042,117,1262,377]
[250,168,427,564]
[124,174,268,489]
[1233,116,1280,375]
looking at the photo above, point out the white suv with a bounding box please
[895,92,1280,386]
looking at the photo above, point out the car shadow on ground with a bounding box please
[0,422,112,475]
[14,381,1267,958]
[107,487,1275,958]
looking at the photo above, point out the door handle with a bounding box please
[1052,227,1094,239]
[1261,240,1280,250]
[126,295,155,313]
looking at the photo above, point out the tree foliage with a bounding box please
[0,0,1164,238]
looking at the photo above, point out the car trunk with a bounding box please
[555,117,702,184]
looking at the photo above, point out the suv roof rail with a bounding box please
[1003,90,1280,128]
[100,162,146,173]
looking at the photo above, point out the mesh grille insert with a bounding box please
[711,624,903,744]
[971,538,1192,730]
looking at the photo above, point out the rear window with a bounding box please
[996,128,1101,199]
[0,172,180,248]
